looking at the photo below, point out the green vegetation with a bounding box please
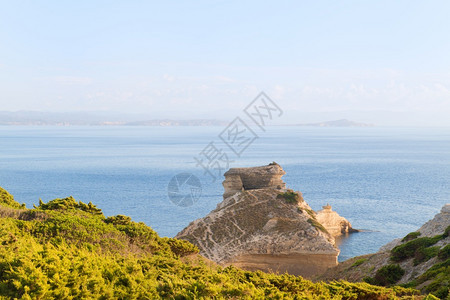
[104,214,132,225]
[34,196,103,215]
[413,246,440,266]
[444,225,450,238]
[0,187,425,299]
[0,186,25,209]
[351,258,368,268]
[391,235,443,262]
[438,244,450,260]
[413,258,450,299]
[307,218,328,234]
[305,208,315,218]
[423,295,440,300]
[364,264,405,286]
[395,226,450,298]
[277,189,300,204]
[402,231,421,242]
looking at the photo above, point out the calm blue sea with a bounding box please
[0,125,449,261]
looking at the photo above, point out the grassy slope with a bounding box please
[0,187,425,299]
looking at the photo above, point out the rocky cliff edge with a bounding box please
[176,163,348,277]
[317,204,450,297]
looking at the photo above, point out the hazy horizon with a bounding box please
[1,1,450,126]
[1,109,449,127]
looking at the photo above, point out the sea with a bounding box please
[0,125,449,262]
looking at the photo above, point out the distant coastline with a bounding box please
[0,111,374,127]
[0,111,229,126]
[292,119,375,127]
[0,120,229,126]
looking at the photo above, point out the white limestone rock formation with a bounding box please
[222,162,286,199]
[176,163,340,277]
[316,204,357,237]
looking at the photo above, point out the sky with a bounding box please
[0,1,450,126]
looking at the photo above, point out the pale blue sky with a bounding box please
[1,1,450,125]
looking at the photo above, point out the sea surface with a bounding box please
[0,125,449,261]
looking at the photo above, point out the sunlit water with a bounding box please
[1,125,449,261]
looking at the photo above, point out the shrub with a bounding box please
[365,264,405,286]
[416,258,450,298]
[402,231,421,242]
[162,237,199,257]
[444,225,450,238]
[438,244,450,260]
[391,236,443,262]
[105,215,132,225]
[414,246,440,265]
[277,190,300,204]
[0,187,25,209]
[36,196,103,216]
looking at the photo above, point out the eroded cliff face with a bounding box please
[317,204,450,292]
[176,163,340,277]
[316,204,357,237]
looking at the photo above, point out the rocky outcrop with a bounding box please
[316,204,357,237]
[222,162,286,199]
[419,204,450,235]
[176,163,340,277]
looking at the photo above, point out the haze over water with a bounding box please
[1,125,449,261]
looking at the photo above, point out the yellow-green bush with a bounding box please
[0,187,25,209]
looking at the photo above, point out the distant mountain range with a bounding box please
[293,119,374,127]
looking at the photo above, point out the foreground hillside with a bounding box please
[318,205,450,299]
[0,187,427,299]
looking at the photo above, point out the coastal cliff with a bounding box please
[176,163,345,277]
[317,204,450,298]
